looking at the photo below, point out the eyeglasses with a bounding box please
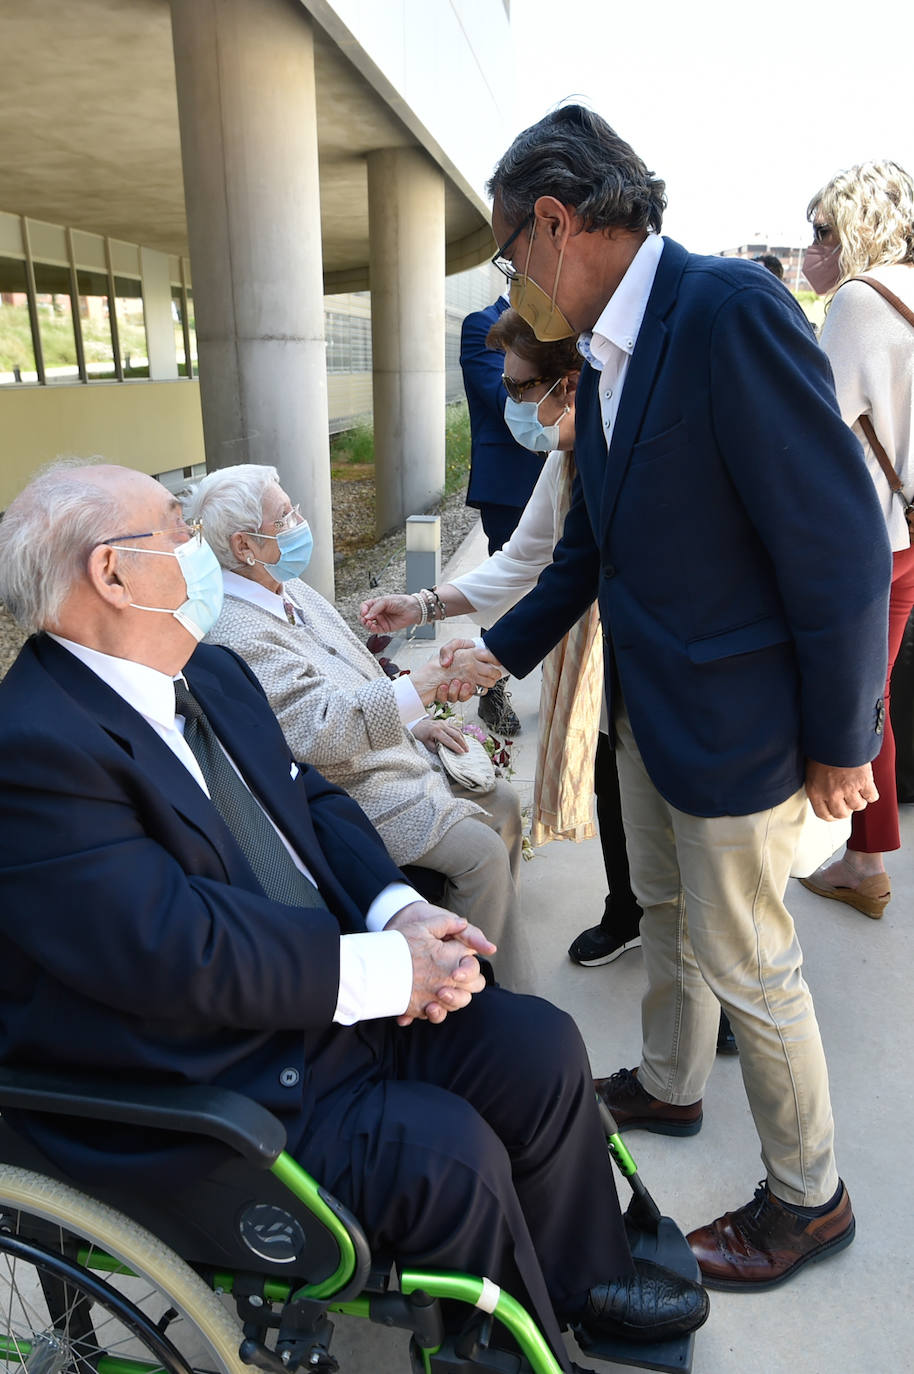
[98,519,203,548]
[812,222,835,244]
[502,373,561,403]
[491,213,534,281]
[241,504,305,541]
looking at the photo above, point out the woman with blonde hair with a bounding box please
[801,160,914,918]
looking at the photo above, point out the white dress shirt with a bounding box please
[578,231,665,451]
[48,634,416,1024]
[223,571,426,729]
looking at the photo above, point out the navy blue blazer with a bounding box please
[0,636,407,1177]
[485,240,891,817]
[461,298,545,509]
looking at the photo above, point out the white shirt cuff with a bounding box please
[393,674,427,726]
[334,931,413,1024]
[365,882,424,931]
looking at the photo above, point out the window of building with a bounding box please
[325,309,372,373]
[76,268,115,381]
[184,287,197,376]
[0,256,36,385]
[113,276,148,377]
[32,261,79,383]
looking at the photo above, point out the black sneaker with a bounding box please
[716,1009,739,1056]
[477,678,521,736]
[568,925,642,967]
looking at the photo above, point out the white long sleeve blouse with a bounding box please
[819,263,914,552]
[453,450,568,618]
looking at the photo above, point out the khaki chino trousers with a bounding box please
[614,704,839,1207]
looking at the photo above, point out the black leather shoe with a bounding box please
[568,925,642,966]
[579,1258,710,1344]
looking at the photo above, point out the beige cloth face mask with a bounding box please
[510,222,576,341]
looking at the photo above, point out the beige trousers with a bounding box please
[415,778,531,992]
[614,705,838,1206]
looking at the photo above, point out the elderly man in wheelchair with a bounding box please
[0,462,708,1374]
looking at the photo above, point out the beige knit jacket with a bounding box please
[206,579,482,866]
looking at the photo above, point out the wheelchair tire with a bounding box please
[0,1164,247,1374]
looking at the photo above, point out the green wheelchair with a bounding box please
[0,1067,700,1374]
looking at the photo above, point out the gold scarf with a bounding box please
[530,453,603,845]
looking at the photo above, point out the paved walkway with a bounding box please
[338,517,914,1374]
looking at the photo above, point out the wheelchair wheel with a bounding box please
[0,1165,247,1374]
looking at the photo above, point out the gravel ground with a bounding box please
[0,478,479,679]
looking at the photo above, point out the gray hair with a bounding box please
[0,459,129,634]
[183,464,280,569]
[488,105,666,235]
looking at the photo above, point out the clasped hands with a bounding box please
[386,902,496,1027]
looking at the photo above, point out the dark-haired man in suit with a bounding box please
[471,105,891,1290]
[0,461,708,1370]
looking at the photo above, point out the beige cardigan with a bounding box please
[206,578,481,866]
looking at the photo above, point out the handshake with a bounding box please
[361,592,505,708]
[413,638,505,708]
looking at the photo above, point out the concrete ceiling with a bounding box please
[0,0,491,286]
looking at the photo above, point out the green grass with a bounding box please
[328,402,471,499]
[330,422,375,467]
[443,401,471,497]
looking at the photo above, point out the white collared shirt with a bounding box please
[578,232,665,451]
[222,570,426,729]
[47,634,416,1024]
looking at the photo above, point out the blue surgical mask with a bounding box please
[126,536,225,642]
[253,520,313,582]
[504,377,568,452]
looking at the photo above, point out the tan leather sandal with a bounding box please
[799,871,891,919]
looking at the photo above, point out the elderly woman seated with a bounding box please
[184,465,526,984]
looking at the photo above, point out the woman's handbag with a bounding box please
[851,276,914,543]
[436,734,497,794]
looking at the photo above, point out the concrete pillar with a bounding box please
[367,147,446,538]
[169,0,334,597]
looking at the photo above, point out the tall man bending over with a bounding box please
[472,106,891,1289]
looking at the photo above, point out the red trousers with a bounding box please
[850,544,914,853]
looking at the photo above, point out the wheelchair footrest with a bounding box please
[571,1216,699,1373]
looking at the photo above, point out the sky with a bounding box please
[508,0,914,255]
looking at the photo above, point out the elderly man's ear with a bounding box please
[87,544,134,609]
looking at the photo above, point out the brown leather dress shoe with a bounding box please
[594,1067,702,1136]
[687,1180,855,1290]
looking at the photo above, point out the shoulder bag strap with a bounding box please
[849,274,914,330]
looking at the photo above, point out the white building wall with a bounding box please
[300,0,512,207]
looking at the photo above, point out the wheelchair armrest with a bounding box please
[0,1067,286,1167]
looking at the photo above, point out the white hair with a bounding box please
[0,459,129,634]
[183,464,280,569]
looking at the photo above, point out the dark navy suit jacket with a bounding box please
[485,240,892,817]
[0,636,407,1177]
[461,297,545,510]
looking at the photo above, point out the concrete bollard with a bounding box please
[405,515,440,641]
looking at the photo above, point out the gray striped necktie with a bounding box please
[174,679,327,909]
